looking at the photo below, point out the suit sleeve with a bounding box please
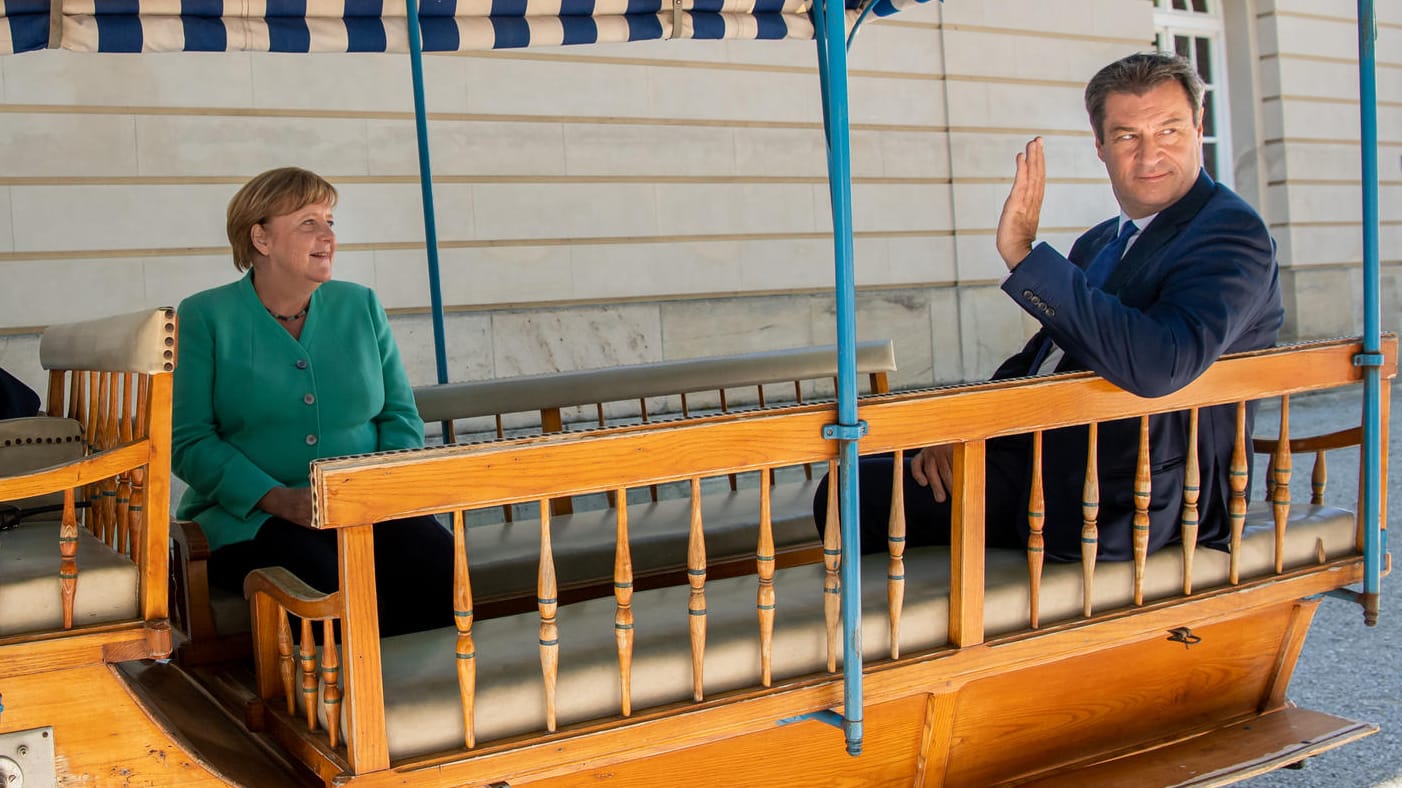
[171,300,282,518]
[1001,204,1279,398]
[367,289,424,452]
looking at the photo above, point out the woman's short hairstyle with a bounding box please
[226,167,338,271]
[1084,52,1205,144]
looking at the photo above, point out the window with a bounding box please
[1154,0,1231,187]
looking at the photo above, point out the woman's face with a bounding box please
[250,200,336,285]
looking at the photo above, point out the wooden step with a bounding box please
[1018,706,1377,787]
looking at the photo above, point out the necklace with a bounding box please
[266,306,308,322]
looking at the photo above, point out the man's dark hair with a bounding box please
[1085,52,1205,143]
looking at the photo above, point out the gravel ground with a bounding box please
[1245,384,1401,787]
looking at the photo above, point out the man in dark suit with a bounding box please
[817,52,1284,561]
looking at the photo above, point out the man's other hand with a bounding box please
[996,136,1046,269]
[910,445,955,503]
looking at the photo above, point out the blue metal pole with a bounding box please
[404,0,451,387]
[1356,0,1383,625]
[814,0,866,756]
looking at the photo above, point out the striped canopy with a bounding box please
[1,0,929,55]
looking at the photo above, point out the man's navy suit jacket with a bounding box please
[988,171,1284,561]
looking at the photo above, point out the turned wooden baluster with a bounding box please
[115,374,134,555]
[1310,450,1327,505]
[321,620,341,748]
[452,510,477,747]
[100,372,119,546]
[1080,423,1099,618]
[1272,396,1293,573]
[59,488,78,629]
[756,468,776,687]
[614,489,635,716]
[1131,416,1151,605]
[83,371,103,538]
[687,478,707,701]
[887,448,906,659]
[278,611,296,715]
[1027,431,1045,629]
[128,376,150,565]
[822,459,841,673]
[300,619,318,731]
[538,501,559,732]
[1228,401,1249,584]
[1180,408,1200,595]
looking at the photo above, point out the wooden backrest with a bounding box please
[247,336,1391,774]
[0,308,176,657]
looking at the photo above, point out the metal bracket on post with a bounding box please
[776,709,846,730]
[1353,352,1385,367]
[822,421,868,441]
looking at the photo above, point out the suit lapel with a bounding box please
[1103,170,1216,294]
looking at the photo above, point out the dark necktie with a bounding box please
[1027,219,1138,374]
[1085,219,1138,289]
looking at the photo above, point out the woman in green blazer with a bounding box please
[172,167,453,637]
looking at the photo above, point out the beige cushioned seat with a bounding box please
[213,480,823,636]
[321,503,1355,759]
[0,416,86,517]
[0,522,140,635]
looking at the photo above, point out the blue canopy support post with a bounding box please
[405,0,451,391]
[814,0,866,757]
[1356,0,1384,626]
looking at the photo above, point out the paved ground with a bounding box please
[1246,384,1401,787]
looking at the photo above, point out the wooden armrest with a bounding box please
[1253,426,1362,455]
[169,520,217,647]
[243,567,343,621]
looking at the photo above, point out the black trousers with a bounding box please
[209,514,456,638]
[813,453,1030,555]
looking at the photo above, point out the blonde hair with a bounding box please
[226,167,338,271]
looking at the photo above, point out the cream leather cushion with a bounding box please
[0,522,140,635]
[312,502,1355,759]
[0,416,86,518]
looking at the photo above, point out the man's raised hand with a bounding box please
[995,136,1047,270]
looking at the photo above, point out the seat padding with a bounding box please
[345,503,1355,759]
[0,416,86,516]
[212,479,823,636]
[0,522,140,635]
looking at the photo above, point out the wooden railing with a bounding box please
[246,336,1395,776]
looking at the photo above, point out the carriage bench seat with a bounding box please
[305,502,1355,759]
[180,341,896,653]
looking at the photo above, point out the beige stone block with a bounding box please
[470,182,655,240]
[945,80,1086,134]
[134,115,369,177]
[425,245,572,307]
[941,0,1147,39]
[1276,225,1365,268]
[1277,98,1362,143]
[928,287,963,385]
[943,29,1122,85]
[1275,142,1360,182]
[368,119,567,177]
[447,56,652,119]
[732,127,828,179]
[957,284,1025,381]
[850,76,945,128]
[660,295,817,361]
[854,182,950,233]
[887,234,957,286]
[874,130,950,180]
[948,131,1099,181]
[389,312,494,387]
[851,236,892,287]
[735,237,833,292]
[655,181,820,236]
[1280,266,1357,339]
[849,23,943,77]
[648,67,822,124]
[1272,14,1359,60]
[811,289,935,389]
[1273,57,1358,100]
[0,114,137,177]
[334,181,474,246]
[250,52,413,113]
[10,185,226,253]
[2,259,147,328]
[492,303,662,376]
[2,50,254,107]
[563,123,734,177]
[143,255,241,311]
[0,187,11,252]
[570,241,742,301]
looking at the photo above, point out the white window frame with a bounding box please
[1153,0,1233,189]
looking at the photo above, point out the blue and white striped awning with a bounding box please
[1,0,930,55]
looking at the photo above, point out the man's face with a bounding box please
[1094,80,1204,220]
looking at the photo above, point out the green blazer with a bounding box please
[172,273,423,552]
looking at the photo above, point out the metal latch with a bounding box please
[0,727,57,788]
